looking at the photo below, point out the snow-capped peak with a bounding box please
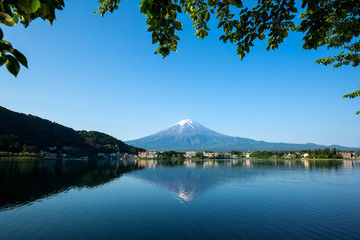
[176,119,194,127]
[174,119,200,131]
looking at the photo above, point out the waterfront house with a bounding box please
[184,151,196,158]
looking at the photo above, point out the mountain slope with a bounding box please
[0,106,143,154]
[126,119,357,152]
[78,130,143,154]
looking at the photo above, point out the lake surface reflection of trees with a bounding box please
[131,159,358,202]
[139,159,357,170]
[0,159,357,209]
[0,159,142,210]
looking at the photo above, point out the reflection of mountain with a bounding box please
[0,159,353,208]
[0,159,142,210]
[129,159,350,202]
[130,166,228,201]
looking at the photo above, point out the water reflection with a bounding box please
[0,159,358,209]
[130,159,358,202]
[0,159,142,210]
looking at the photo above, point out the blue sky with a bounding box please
[1,0,359,147]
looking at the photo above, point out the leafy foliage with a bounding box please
[1,1,359,112]
[195,152,204,159]
[97,0,298,58]
[158,150,185,159]
[305,148,342,159]
[0,0,64,76]
[246,148,342,159]
[343,87,360,114]
[97,0,360,113]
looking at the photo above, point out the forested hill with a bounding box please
[0,106,144,154]
[78,131,143,155]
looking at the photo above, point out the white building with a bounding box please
[244,152,252,158]
[203,152,218,158]
[184,151,196,158]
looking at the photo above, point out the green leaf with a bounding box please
[205,12,210,22]
[31,0,41,13]
[285,15,296,20]
[343,89,360,99]
[170,44,177,52]
[0,40,13,51]
[12,14,19,24]
[0,55,6,67]
[290,7,297,13]
[173,20,182,30]
[0,12,16,26]
[229,0,243,8]
[12,49,28,68]
[6,55,20,77]
[16,0,32,13]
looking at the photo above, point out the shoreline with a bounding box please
[0,156,358,161]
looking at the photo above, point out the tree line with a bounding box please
[141,148,350,159]
[0,106,144,156]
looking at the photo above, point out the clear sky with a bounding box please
[1,0,359,147]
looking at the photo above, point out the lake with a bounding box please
[1,159,360,240]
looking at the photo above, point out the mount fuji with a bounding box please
[126,119,354,152]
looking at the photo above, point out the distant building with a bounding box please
[139,151,158,158]
[184,151,196,158]
[139,152,148,158]
[285,153,295,158]
[203,152,217,158]
[147,150,158,158]
[244,152,252,158]
[340,152,353,159]
[303,153,310,158]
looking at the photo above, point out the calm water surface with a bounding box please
[1,159,360,240]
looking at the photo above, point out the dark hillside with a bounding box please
[0,106,143,154]
[78,130,144,154]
